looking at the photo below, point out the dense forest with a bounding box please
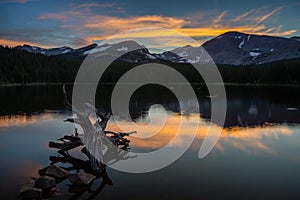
[0,46,81,83]
[0,45,299,84]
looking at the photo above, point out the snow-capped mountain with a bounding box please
[171,31,300,65]
[44,46,73,55]
[14,32,300,65]
[56,43,97,59]
[15,44,73,56]
[202,31,300,65]
[154,51,187,63]
[171,45,212,64]
[77,40,156,63]
[83,40,143,56]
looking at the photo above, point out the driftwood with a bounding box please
[20,84,137,199]
[61,84,135,149]
[45,128,121,199]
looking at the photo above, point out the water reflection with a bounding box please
[0,85,300,199]
[1,107,295,157]
[1,85,299,127]
[11,109,296,199]
[0,112,58,128]
[108,105,294,156]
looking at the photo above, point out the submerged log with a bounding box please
[68,172,96,185]
[39,164,70,180]
[49,141,81,152]
[34,176,56,190]
[20,180,42,199]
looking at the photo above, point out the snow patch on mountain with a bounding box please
[178,51,188,57]
[238,40,245,49]
[249,52,261,57]
[235,35,242,39]
[146,54,156,60]
[84,45,111,55]
[188,56,201,63]
[117,46,128,51]
[61,49,71,54]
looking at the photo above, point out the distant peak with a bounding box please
[221,31,246,36]
[183,44,192,48]
[109,40,142,46]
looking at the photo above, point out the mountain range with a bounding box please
[14,31,300,66]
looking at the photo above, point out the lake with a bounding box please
[0,84,300,199]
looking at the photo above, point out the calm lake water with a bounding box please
[0,84,300,199]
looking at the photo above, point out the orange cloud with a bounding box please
[82,24,296,48]
[212,11,227,25]
[177,25,297,38]
[6,7,297,48]
[256,7,282,24]
[80,11,296,46]
[233,9,255,21]
[0,38,43,47]
[84,15,187,31]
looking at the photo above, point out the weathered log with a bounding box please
[39,164,70,180]
[68,172,96,185]
[49,140,82,152]
[20,180,42,199]
[34,176,56,190]
[57,135,81,143]
[104,130,134,146]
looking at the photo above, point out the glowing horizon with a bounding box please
[0,0,299,48]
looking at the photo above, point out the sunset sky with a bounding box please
[0,0,299,48]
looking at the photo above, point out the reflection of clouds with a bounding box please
[107,110,293,155]
[0,113,55,128]
[218,125,292,154]
[11,159,42,179]
[2,160,43,194]
[108,108,203,149]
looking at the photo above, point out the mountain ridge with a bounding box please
[12,31,300,66]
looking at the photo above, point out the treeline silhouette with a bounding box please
[0,46,81,83]
[0,46,299,84]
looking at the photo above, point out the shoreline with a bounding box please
[0,82,300,87]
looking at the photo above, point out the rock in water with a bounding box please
[20,188,42,199]
[20,180,42,199]
[34,176,56,189]
[68,172,96,185]
[39,164,70,180]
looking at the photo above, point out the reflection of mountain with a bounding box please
[1,85,299,127]
[128,85,300,127]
